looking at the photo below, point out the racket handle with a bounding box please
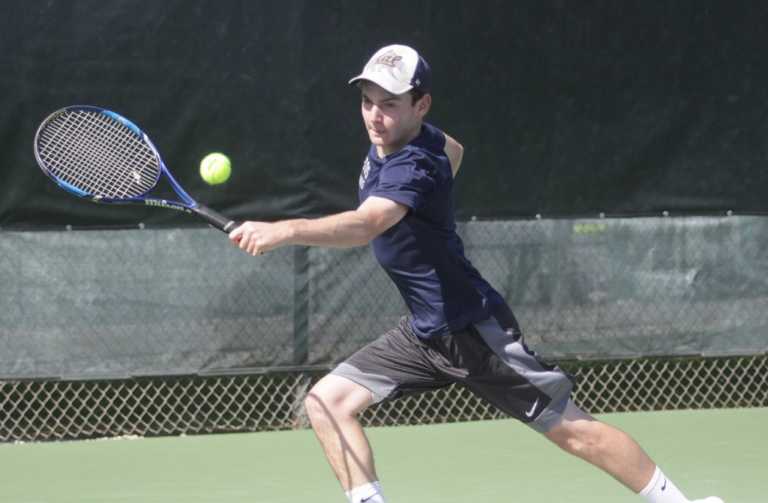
[194,205,240,233]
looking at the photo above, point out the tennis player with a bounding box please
[229,44,723,503]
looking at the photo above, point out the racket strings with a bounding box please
[40,113,154,198]
[45,113,130,195]
[36,110,160,199]
[40,111,157,198]
[51,111,156,198]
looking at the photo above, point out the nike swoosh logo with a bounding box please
[524,398,540,418]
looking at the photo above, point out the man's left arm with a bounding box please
[443,133,464,177]
[229,196,408,256]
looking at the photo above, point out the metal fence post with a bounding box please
[293,246,310,366]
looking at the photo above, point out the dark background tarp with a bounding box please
[2,1,768,228]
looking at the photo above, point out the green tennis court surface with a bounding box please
[1,408,764,503]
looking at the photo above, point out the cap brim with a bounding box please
[347,73,413,95]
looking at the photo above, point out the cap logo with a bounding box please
[373,50,403,68]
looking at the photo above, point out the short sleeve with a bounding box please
[368,152,436,210]
[419,123,447,151]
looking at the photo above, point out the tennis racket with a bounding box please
[33,105,239,233]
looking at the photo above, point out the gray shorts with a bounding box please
[331,308,574,432]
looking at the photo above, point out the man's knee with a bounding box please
[544,401,606,457]
[304,374,373,423]
[549,422,602,456]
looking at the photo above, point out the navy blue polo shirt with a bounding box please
[358,122,507,338]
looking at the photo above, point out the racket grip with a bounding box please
[194,205,240,233]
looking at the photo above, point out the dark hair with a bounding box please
[409,88,427,105]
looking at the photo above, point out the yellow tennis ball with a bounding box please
[199,153,231,185]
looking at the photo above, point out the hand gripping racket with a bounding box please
[34,105,238,233]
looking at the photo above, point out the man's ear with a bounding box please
[416,93,432,117]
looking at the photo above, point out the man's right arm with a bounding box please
[443,133,464,177]
[229,196,408,255]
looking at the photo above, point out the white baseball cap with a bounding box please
[348,44,432,95]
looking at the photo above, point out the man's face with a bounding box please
[360,81,429,154]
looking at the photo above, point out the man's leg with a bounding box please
[544,400,722,503]
[305,374,384,501]
[305,317,454,502]
[544,400,655,491]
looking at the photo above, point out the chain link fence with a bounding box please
[2,354,766,442]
